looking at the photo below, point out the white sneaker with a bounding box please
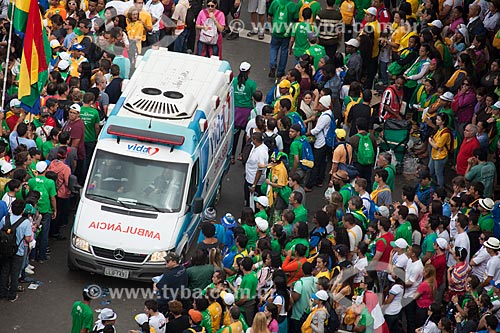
[25,267,34,275]
[27,264,34,270]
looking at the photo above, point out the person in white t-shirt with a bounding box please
[144,0,164,44]
[448,214,470,267]
[354,178,372,215]
[245,131,269,206]
[246,106,274,138]
[403,244,424,333]
[383,267,405,331]
[263,118,283,152]
[353,242,368,284]
[388,238,409,281]
[470,231,494,279]
[144,299,166,333]
[343,213,363,253]
[449,196,462,241]
[479,237,500,291]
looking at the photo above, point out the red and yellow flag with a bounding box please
[13,0,51,109]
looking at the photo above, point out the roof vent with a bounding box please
[122,89,197,119]
[164,91,184,99]
[142,87,162,95]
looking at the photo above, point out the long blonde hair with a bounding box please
[251,312,270,333]
[209,248,223,270]
[423,264,436,295]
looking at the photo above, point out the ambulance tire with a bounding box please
[67,255,79,272]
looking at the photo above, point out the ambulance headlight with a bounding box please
[73,235,90,252]
[149,251,168,262]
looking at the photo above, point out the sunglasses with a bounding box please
[463,82,470,86]
[207,3,216,7]
[480,237,485,240]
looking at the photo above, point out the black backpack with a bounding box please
[263,133,278,157]
[0,215,26,258]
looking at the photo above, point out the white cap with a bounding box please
[319,95,331,109]
[50,39,61,48]
[364,7,377,16]
[345,38,360,48]
[429,20,443,29]
[35,161,48,173]
[435,237,448,250]
[439,91,454,102]
[376,206,390,218]
[239,61,251,72]
[223,292,235,305]
[58,59,70,71]
[312,290,329,301]
[1,163,13,175]
[70,103,81,113]
[254,195,269,208]
[134,313,149,325]
[9,99,21,108]
[492,101,500,110]
[255,217,269,232]
[390,238,409,249]
[59,51,71,61]
[98,308,117,321]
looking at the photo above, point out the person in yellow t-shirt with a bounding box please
[125,0,153,33]
[429,112,452,187]
[206,288,223,332]
[219,306,243,333]
[68,44,88,78]
[126,7,147,54]
[315,254,332,279]
[45,0,67,20]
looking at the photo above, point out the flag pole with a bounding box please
[2,0,16,111]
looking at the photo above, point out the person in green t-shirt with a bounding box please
[421,217,439,263]
[372,152,396,191]
[289,191,308,223]
[80,93,101,144]
[71,289,94,333]
[288,124,304,177]
[393,205,413,246]
[42,128,60,159]
[465,148,497,198]
[305,35,326,71]
[477,198,495,232]
[236,257,259,326]
[354,304,374,333]
[289,9,315,60]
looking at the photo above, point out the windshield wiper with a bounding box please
[134,202,166,213]
[88,193,115,202]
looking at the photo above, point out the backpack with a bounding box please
[299,137,315,170]
[362,197,377,222]
[273,2,291,36]
[337,143,359,179]
[0,215,26,258]
[368,237,386,261]
[298,0,317,22]
[355,133,375,165]
[325,297,339,333]
[263,133,279,157]
[322,112,336,147]
[241,129,255,164]
[287,112,307,135]
[199,17,219,45]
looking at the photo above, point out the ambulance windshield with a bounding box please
[86,149,188,212]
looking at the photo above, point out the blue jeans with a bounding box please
[35,213,52,261]
[197,41,219,57]
[269,35,290,76]
[174,29,189,53]
[0,254,24,300]
[428,156,448,188]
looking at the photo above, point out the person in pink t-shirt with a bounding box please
[196,0,225,58]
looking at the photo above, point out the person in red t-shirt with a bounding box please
[455,124,480,175]
[372,217,394,291]
[63,103,86,185]
[5,99,22,132]
[428,237,447,303]
[379,77,405,121]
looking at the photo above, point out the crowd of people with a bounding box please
[0,0,499,332]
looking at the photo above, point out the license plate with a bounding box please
[104,267,129,279]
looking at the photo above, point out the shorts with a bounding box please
[247,0,266,14]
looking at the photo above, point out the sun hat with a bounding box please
[254,196,269,208]
[278,79,291,89]
[135,313,149,325]
[390,238,409,249]
[98,308,117,321]
[479,198,494,211]
[319,95,331,108]
[221,213,237,228]
[439,91,454,102]
[345,38,360,48]
[332,170,349,182]
[239,61,251,72]
[364,7,377,16]
[255,217,269,232]
[335,128,346,140]
[484,237,500,250]
[435,237,448,250]
[312,290,329,301]
[35,161,48,173]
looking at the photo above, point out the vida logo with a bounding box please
[127,144,160,156]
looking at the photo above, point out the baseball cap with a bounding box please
[254,195,269,208]
[307,31,318,41]
[345,38,360,48]
[335,128,346,140]
[239,61,251,72]
[364,7,377,16]
[221,213,237,228]
[35,161,48,173]
[291,123,302,132]
[334,244,348,257]
[490,279,500,289]
[50,39,61,48]
[312,290,329,301]
[435,237,448,250]
[29,147,42,157]
[492,101,500,110]
[188,309,203,324]
[58,51,71,61]
[319,95,331,108]
[163,252,180,262]
[24,203,37,215]
[70,103,81,113]
[1,163,13,175]
[135,313,149,325]
[70,43,84,51]
[278,79,291,89]
[428,19,443,29]
[98,308,117,321]
[222,292,235,305]
[390,238,409,249]
[255,217,269,232]
[58,59,70,71]
[376,206,390,218]
[9,99,21,108]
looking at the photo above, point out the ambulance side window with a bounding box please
[187,159,199,204]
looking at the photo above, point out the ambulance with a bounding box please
[68,48,234,281]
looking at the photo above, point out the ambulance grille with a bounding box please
[122,88,196,119]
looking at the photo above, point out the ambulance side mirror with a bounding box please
[192,198,203,214]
